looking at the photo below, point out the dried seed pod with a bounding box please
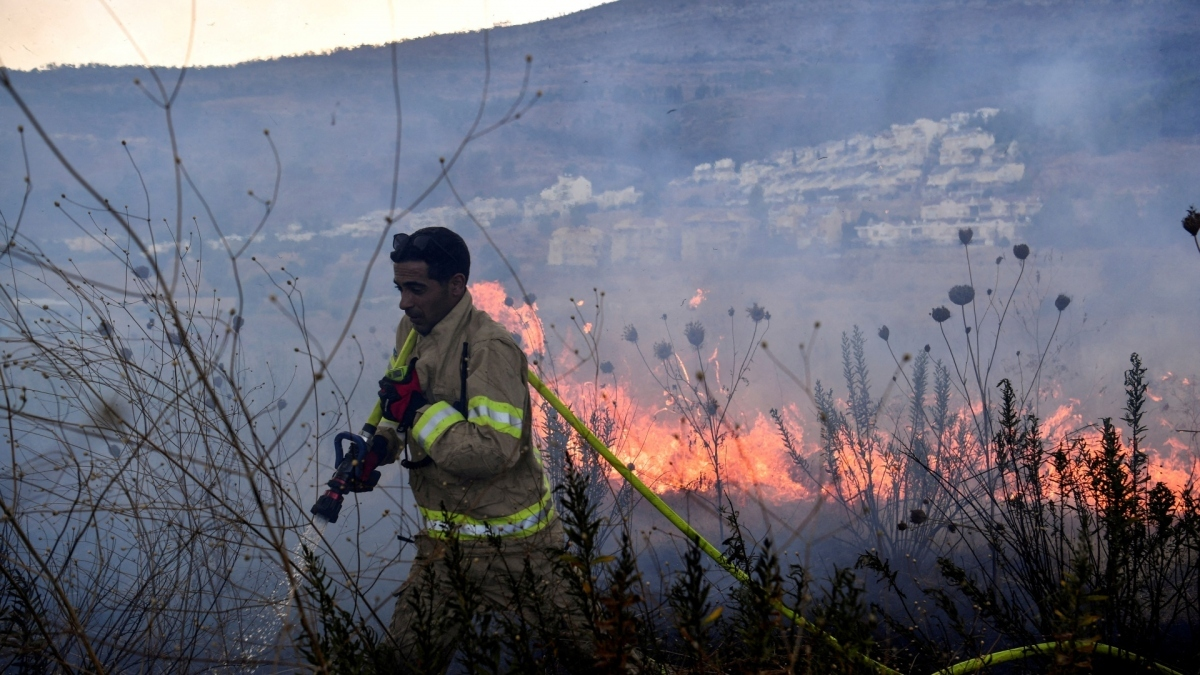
[746,302,769,323]
[1183,206,1200,236]
[653,341,673,361]
[948,285,975,306]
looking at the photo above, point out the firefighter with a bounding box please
[368,226,570,668]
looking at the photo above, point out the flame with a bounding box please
[469,281,545,355]
[472,280,1195,506]
[725,411,808,502]
[1018,399,1196,500]
[688,288,706,309]
[1042,401,1086,439]
[1155,437,1198,489]
[472,280,811,502]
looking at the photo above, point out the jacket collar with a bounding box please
[423,288,474,344]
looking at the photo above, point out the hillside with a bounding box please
[1,5,1200,669]
[1,0,1196,257]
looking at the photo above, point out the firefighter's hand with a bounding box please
[378,357,428,428]
[348,432,391,486]
[367,428,399,467]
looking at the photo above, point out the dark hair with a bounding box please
[390,226,470,283]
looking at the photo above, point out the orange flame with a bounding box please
[471,281,811,502]
[470,281,545,355]
[471,280,1195,505]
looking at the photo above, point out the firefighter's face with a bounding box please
[393,261,466,335]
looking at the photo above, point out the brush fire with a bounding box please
[471,281,1196,507]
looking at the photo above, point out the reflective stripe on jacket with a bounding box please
[412,395,525,448]
[392,290,553,540]
[419,487,554,539]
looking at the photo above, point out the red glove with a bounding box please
[378,357,428,428]
[355,433,394,484]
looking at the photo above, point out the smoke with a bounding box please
[1,2,1199,654]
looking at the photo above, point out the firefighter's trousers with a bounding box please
[388,519,585,672]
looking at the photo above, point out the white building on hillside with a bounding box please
[547,226,606,266]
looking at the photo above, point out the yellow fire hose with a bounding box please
[526,371,902,674]
[525,372,1183,675]
[365,332,1179,674]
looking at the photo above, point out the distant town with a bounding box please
[401,109,1041,266]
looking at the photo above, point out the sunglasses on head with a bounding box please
[391,232,459,265]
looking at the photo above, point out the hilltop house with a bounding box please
[681,210,761,262]
[611,216,677,264]
[547,226,606,266]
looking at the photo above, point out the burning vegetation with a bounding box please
[435,228,1200,673]
[3,9,1199,669]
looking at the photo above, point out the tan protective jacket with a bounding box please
[387,290,554,541]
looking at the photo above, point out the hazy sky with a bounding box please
[0,0,612,70]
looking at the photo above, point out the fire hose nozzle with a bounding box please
[310,431,380,523]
